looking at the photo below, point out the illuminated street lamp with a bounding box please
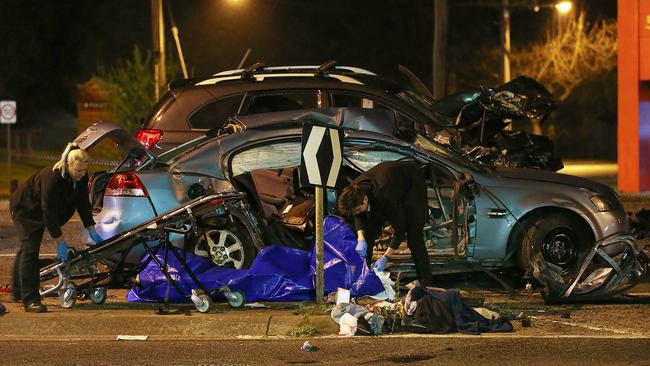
[225,0,245,8]
[554,1,573,14]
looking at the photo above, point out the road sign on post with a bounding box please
[1,100,17,188]
[300,123,343,304]
[1,101,17,124]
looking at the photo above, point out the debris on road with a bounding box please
[244,302,268,309]
[532,234,648,303]
[300,341,319,352]
[330,282,513,336]
[628,209,650,240]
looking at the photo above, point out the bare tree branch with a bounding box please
[512,12,616,102]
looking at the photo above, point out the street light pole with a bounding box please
[501,0,511,84]
[151,0,166,100]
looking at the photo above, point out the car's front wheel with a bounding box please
[517,212,593,279]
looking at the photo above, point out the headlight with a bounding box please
[590,191,622,212]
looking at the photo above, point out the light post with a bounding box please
[501,1,573,84]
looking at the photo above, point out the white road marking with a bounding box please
[530,316,647,337]
[0,254,56,257]
[0,333,648,342]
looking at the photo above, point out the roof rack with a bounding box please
[241,62,265,80]
[314,60,337,77]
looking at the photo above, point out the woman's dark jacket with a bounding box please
[350,160,428,249]
[10,165,95,240]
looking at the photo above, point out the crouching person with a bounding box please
[10,143,103,312]
[337,160,433,287]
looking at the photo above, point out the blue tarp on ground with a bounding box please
[127,216,385,303]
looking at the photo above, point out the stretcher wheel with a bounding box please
[226,291,246,308]
[60,283,77,309]
[194,294,212,313]
[90,287,108,305]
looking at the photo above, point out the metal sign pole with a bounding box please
[315,186,324,304]
[6,124,10,182]
[300,122,342,305]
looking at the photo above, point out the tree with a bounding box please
[94,45,180,132]
[510,12,617,156]
[511,12,616,102]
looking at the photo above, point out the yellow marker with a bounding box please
[647,15,650,30]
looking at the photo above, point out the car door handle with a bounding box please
[485,209,507,217]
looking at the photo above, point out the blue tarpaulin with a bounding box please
[127,216,385,303]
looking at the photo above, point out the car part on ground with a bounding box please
[532,234,648,303]
[628,208,650,240]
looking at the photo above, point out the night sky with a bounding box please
[0,0,615,130]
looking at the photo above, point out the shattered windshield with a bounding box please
[344,149,408,172]
[231,142,301,176]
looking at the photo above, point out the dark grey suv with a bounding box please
[136,62,438,153]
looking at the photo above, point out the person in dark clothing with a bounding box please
[10,143,103,312]
[337,160,434,287]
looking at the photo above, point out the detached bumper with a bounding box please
[533,234,648,303]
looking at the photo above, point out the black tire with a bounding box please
[517,212,593,279]
[197,222,256,269]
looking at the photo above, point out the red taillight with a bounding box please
[105,173,149,197]
[136,129,163,149]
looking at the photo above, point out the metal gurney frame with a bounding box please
[39,192,249,312]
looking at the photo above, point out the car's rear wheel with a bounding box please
[517,212,593,279]
[196,222,256,269]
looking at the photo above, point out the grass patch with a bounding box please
[294,303,333,316]
[288,325,320,337]
[0,149,117,199]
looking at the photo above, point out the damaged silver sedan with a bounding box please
[78,108,647,302]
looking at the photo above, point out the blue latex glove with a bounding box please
[56,241,70,262]
[373,256,389,271]
[89,230,103,244]
[355,238,368,258]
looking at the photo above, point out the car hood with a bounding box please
[493,167,612,194]
[74,120,149,158]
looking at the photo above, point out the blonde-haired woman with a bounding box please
[10,143,102,313]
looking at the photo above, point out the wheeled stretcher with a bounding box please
[39,193,249,312]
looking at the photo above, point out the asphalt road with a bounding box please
[0,337,648,366]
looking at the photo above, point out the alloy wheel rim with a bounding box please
[204,229,244,269]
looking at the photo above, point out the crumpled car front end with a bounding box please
[533,234,648,303]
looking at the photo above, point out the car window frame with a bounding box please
[239,89,325,116]
[186,94,247,131]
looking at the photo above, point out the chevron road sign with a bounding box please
[299,122,343,303]
[299,123,343,189]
